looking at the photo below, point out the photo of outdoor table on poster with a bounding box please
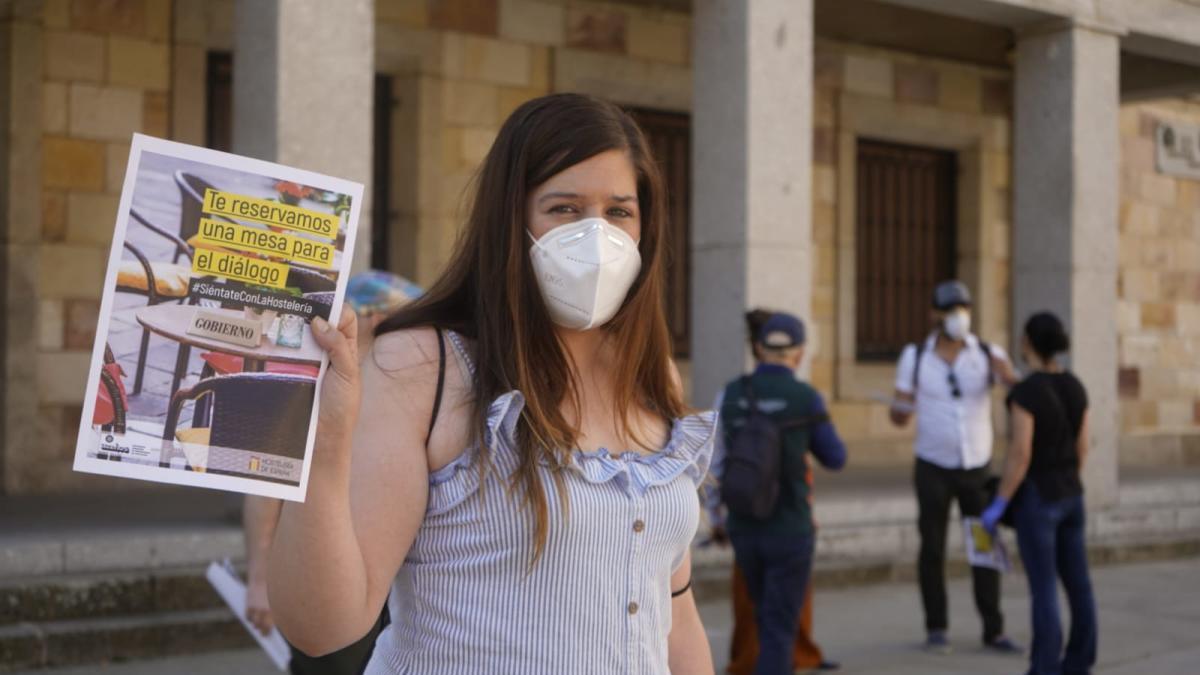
[73,134,362,501]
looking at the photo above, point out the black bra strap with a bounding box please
[426,328,446,448]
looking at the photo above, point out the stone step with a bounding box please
[0,568,225,626]
[0,608,252,673]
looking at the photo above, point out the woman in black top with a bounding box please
[982,312,1096,675]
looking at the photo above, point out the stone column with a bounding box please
[691,0,813,406]
[1013,22,1121,507]
[2,7,44,494]
[233,0,375,271]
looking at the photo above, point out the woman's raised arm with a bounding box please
[267,312,440,655]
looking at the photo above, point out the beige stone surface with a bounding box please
[63,299,101,350]
[565,4,627,53]
[1179,304,1200,336]
[171,44,206,145]
[38,245,106,299]
[171,0,206,45]
[1140,173,1177,206]
[143,91,169,137]
[43,0,70,28]
[71,0,147,36]
[473,40,533,88]
[42,136,106,191]
[499,0,564,45]
[68,83,144,142]
[459,126,497,166]
[1124,201,1160,236]
[441,80,499,126]
[39,300,65,351]
[66,193,120,246]
[146,0,172,41]
[813,165,836,205]
[42,81,68,133]
[378,0,429,27]
[42,190,68,242]
[938,68,982,113]
[843,54,891,99]
[107,36,170,91]
[36,351,91,406]
[627,14,688,65]
[498,85,544,119]
[1159,400,1195,428]
[554,47,691,112]
[43,31,104,82]
[106,142,132,193]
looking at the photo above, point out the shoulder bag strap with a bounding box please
[425,327,447,448]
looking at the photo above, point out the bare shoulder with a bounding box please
[368,327,442,377]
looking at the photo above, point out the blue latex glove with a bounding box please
[981,496,1009,533]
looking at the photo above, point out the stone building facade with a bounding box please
[3,0,1199,502]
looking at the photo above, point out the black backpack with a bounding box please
[721,377,826,520]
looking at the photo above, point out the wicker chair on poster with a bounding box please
[160,372,316,470]
[174,171,238,257]
[116,209,197,394]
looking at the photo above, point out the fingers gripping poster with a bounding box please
[73,134,363,501]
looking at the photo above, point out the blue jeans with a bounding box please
[729,531,815,675]
[1014,487,1097,675]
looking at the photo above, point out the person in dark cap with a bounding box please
[889,280,1020,655]
[711,309,847,674]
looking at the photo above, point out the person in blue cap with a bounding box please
[711,310,847,675]
[889,280,1021,655]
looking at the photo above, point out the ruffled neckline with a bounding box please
[425,390,717,514]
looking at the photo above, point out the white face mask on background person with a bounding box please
[528,217,642,330]
[942,309,972,341]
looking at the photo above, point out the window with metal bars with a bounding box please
[855,138,957,362]
[628,108,691,358]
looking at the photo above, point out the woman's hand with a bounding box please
[312,307,361,452]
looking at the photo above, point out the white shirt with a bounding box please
[895,333,1008,470]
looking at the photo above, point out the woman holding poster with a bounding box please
[268,94,716,674]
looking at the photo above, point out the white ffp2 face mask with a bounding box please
[943,309,972,340]
[528,217,642,330]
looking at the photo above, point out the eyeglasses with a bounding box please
[948,371,962,399]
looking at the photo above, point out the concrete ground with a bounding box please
[14,555,1199,675]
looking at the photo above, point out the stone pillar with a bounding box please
[1013,22,1121,507]
[233,0,375,271]
[2,7,44,494]
[691,0,813,406]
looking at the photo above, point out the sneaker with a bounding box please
[924,631,953,654]
[984,635,1023,655]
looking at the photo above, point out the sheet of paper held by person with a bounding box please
[207,560,291,671]
[72,134,362,501]
[962,517,1012,572]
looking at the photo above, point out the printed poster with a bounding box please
[73,134,363,501]
[962,517,1012,572]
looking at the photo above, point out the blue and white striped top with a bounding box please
[364,333,716,674]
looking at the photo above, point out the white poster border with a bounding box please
[72,133,363,502]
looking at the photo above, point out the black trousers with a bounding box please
[914,458,1003,642]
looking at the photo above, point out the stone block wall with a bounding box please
[2,0,175,493]
[1117,99,1200,465]
[812,39,1013,460]
[375,0,690,287]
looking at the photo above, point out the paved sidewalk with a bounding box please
[14,556,1198,674]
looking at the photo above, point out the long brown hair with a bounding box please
[376,93,684,560]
